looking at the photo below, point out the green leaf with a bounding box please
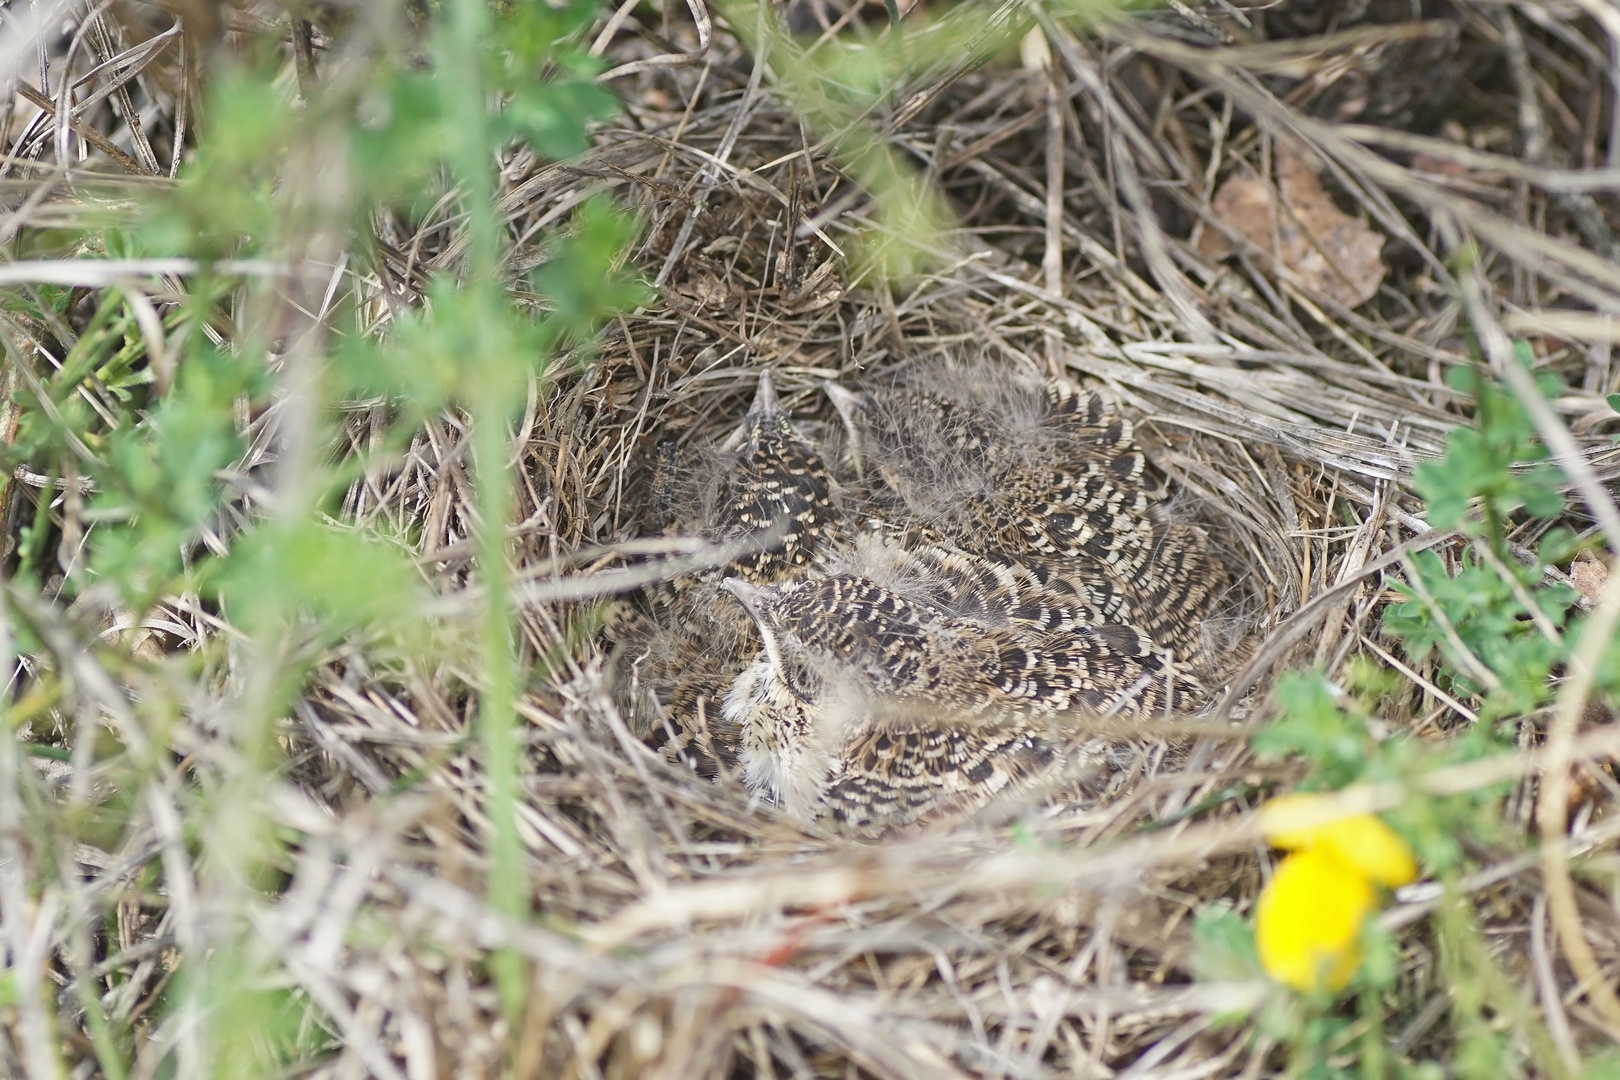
[1252,671,1367,786]
[1578,1047,1620,1080]
[501,80,618,160]
[1518,468,1565,519]
[211,520,425,638]
[498,0,602,70]
[529,196,651,349]
[351,74,449,203]
[341,275,556,415]
[87,339,263,600]
[1414,363,1567,533]
[1354,918,1399,991]
[136,66,292,258]
[1190,903,1262,985]
[1538,526,1581,565]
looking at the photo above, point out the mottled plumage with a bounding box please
[614,371,845,773]
[822,717,1065,837]
[827,362,1227,664]
[827,368,1156,577]
[721,573,1188,831]
[725,662,1076,836]
[725,574,1178,716]
[1125,522,1229,661]
[708,370,840,583]
[618,356,1234,836]
[839,528,1138,633]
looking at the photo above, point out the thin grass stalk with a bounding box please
[0,594,63,1080]
[443,0,530,1023]
[68,905,128,1080]
[472,391,527,1021]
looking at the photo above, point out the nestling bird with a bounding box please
[1123,521,1229,662]
[830,528,1140,636]
[618,355,1235,835]
[826,360,1227,665]
[614,370,846,773]
[825,364,1155,576]
[705,369,842,584]
[720,572,1186,832]
[720,657,1075,836]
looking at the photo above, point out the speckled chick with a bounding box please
[833,527,1139,634]
[720,573,1186,833]
[617,371,845,774]
[826,367,1154,573]
[826,362,1227,663]
[722,665,1070,836]
[706,369,842,584]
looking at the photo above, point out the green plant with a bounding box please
[0,1,644,1071]
[1197,355,1618,1080]
[1383,354,1593,723]
[0,3,1130,1073]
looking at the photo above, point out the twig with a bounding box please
[437,521,789,614]
[14,79,148,175]
[589,723,1620,946]
[1537,544,1620,1032]
[0,257,285,285]
[1532,894,1584,1073]
[1215,526,1459,713]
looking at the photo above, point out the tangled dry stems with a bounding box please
[5,1,1620,1077]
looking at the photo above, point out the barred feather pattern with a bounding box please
[614,373,844,776]
[835,380,1145,571]
[621,360,1232,834]
[1121,523,1230,660]
[839,530,1138,632]
[722,573,1189,833]
[831,364,1226,663]
[729,574,1181,716]
[728,652,1075,836]
[822,720,1064,838]
[711,409,839,584]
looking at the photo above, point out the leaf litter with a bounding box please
[1199,147,1387,309]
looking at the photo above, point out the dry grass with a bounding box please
[4,1,1620,1077]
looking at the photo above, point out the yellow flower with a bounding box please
[1253,792,1420,992]
[1259,793,1418,888]
[1255,846,1374,992]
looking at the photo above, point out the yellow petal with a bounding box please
[1256,847,1375,993]
[1260,793,1418,888]
[1258,792,1329,850]
[1319,814,1418,887]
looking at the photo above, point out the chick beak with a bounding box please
[721,370,783,452]
[823,381,868,477]
[721,576,770,616]
[748,369,782,421]
[722,576,784,672]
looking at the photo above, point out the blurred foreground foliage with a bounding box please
[2,1,648,1073]
[0,1,1136,1074]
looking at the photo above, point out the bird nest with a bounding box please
[10,1,1620,1078]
